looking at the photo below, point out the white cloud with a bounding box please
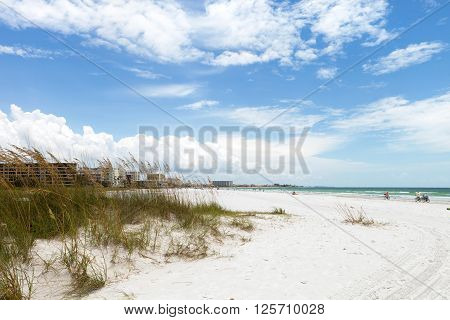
[0,0,201,63]
[316,67,338,79]
[197,0,303,66]
[178,100,219,110]
[437,17,447,26]
[332,92,450,152]
[297,0,392,51]
[0,44,59,58]
[226,106,324,128]
[294,48,319,62]
[363,42,446,75]
[0,105,121,159]
[3,102,450,185]
[209,50,270,66]
[279,99,314,105]
[124,67,167,79]
[421,0,439,8]
[0,0,393,66]
[141,84,199,98]
[0,104,344,180]
[358,82,386,89]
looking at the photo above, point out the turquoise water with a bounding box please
[230,187,450,202]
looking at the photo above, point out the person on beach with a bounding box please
[384,192,390,200]
[415,192,422,202]
[415,192,430,203]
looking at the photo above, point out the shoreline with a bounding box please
[222,187,450,204]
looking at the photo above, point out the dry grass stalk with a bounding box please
[337,204,379,226]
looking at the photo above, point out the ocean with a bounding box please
[229,187,450,203]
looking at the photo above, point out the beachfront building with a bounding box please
[167,177,183,187]
[121,171,169,188]
[75,163,115,186]
[124,171,139,186]
[0,162,178,189]
[112,168,125,187]
[0,162,77,186]
[212,180,233,187]
[79,167,171,188]
[147,173,166,187]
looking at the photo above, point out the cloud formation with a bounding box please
[316,67,338,79]
[0,104,344,180]
[226,106,324,128]
[178,100,219,110]
[0,0,393,66]
[332,92,450,152]
[0,44,59,58]
[124,67,168,79]
[363,42,446,75]
[2,95,448,184]
[140,84,199,98]
[0,105,123,159]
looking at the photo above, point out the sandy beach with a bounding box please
[80,190,450,300]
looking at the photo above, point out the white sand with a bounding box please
[82,190,450,300]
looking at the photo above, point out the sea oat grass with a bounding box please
[0,147,261,298]
[230,217,254,232]
[61,240,107,297]
[0,258,33,300]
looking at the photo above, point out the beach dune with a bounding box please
[85,190,450,300]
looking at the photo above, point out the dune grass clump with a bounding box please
[61,240,107,297]
[0,212,34,300]
[0,147,259,299]
[0,257,33,300]
[337,204,380,226]
[271,207,286,215]
[230,218,254,232]
[164,232,209,260]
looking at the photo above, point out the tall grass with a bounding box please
[0,255,33,300]
[0,147,255,299]
[61,240,107,297]
[337,204,382,226]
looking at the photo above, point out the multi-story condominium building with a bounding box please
[0,162,77,186]
[212,180,233,187]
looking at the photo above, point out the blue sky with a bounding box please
[0,0,449,186]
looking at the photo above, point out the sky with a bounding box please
[0,0,449,187]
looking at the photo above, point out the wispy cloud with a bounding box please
[141,84,199,98]
[420,0,440,9]
[358,82,387,89]
[331,92,450,152]
[363,42,446,75]
[225,106,324,128]
[436,17,448,26]
[279,99,314,106]
[123,67,168,79]
[0,44,60,59]
[178,100,218,110]
[316,67,338,80]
